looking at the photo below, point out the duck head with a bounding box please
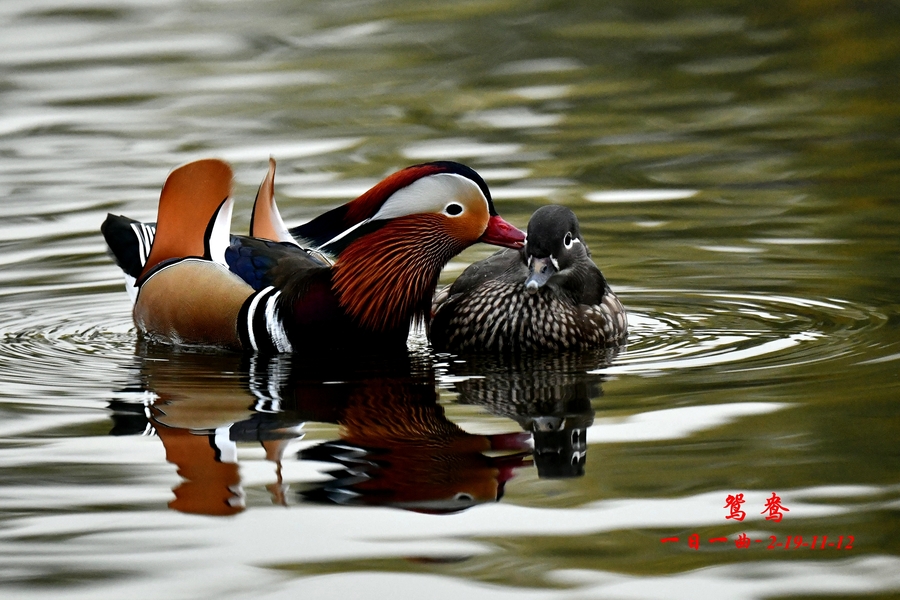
[291,161,526,332]
[523,205,591,295]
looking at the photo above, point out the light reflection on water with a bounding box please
[1,0,900,598]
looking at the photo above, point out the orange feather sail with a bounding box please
[249,157,296,244]
[139,159,233,280]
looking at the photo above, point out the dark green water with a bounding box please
[1,1,898,598]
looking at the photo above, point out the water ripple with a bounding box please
[0,288,880,394]
[0,292,137,404]
[597,290,883,375]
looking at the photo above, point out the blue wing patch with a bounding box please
[225,236,328,291]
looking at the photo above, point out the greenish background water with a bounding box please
[1,1,898,598]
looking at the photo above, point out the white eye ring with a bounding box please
[563,232,573,249]
[444,203,463,216]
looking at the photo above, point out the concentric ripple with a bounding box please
[0,290,139,406]
[0,288,883,396]
[595,289,886,375]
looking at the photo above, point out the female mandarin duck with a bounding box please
[429,204,627,352]
[102,158,525,351]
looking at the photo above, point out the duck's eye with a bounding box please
[563,232,573,249]
[445,203,463,216]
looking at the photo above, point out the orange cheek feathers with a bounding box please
[332,215,462,332]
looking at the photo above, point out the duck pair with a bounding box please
[102,158,627,353]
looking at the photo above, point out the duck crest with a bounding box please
[332,214,466,333]
[345,164,446,224]
[290,161,494,251]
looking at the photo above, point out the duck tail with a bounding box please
[101,214,156,280]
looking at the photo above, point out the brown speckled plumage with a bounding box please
[430,205,627,352]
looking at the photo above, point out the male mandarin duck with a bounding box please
[430,204,627,352]
[102,158,525,351]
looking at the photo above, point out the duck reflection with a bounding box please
[293,375,530,514]
[108,342,532,516]
[442,349,617,478]
[109,345,302,516]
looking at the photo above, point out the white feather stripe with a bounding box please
[130,222,148,265]
[244,286,275,351]
[319,217,372,252]
[208,197,234,266]
[264,290,293,352]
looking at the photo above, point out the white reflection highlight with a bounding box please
[586,402,787,443]
[512,85,571,100]
[698,245,764,253]
[462,108,563,129]
[0,488,862,600]
[256,560,900,600]
[402,139,522,159]
[550,557,900,600]
[218,138,362,162]
[586,190,698,202]
[593,332,820,375]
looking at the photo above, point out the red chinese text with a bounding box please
[724,493,747,521]
[761,492,789,522]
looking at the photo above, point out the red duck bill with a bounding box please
[479,215,526,249]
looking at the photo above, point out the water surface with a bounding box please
[1,1,899,598]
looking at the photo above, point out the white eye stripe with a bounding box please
[317,174,485,251]
[371,173,486,221]
[318,174,482,250]
[562,233,582,250]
